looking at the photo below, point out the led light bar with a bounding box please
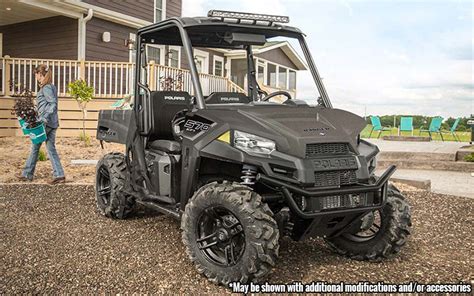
[208,10,290,24]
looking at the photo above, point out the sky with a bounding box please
[182,0,473,118]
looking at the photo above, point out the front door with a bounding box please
[193,49,209,74]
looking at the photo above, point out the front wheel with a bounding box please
[181,181,279,285]
[325,184,412,261]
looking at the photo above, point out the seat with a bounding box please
[442,117,461,142]
[369,116,392,138]
[205,92,251,104]
[398,117,414,136]
[149,140,181,154]
[147,91,191,153]
[419,116,443,141]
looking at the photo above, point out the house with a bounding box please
[0,0,306,136]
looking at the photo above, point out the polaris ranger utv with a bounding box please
[95,10,411,285]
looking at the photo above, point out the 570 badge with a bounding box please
[184,119,211,133]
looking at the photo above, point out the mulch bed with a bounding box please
[1,184,473,294]
[0,137,122,184]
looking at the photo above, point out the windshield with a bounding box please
[136,21,329,108]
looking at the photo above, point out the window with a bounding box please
[230,59,247,88]
[194,49,209,74]
[289,70,296,90]
[278,67,287,89]
[213,56,224,76]
[257,63,266,84]
[154,0,166,22]
[267,63,277,87]
[168,46,181,68]
[146,44,165,65]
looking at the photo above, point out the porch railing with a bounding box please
[0,56,245,98]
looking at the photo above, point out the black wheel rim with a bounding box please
[196,206,246,267]
[97,165,112,206]
[343,210,383,242]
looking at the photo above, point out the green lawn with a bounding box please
[361,125,471,142]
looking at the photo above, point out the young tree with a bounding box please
[67,80,94,143]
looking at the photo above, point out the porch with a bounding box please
[0,56,244,137]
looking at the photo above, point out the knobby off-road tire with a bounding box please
[181,181,279,285]
[95,152,135,219]
[325,184,411,261]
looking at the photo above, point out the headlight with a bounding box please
[233,130,276,155]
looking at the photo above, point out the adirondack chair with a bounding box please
[441,117,461,142]
[398,117,413,136]
[419,116,443,141]
[369,116,392,138]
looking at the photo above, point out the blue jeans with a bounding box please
[22,127,65,180]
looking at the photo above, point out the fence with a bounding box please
[0,56,246,137]
[0,56,245,98]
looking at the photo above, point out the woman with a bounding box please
[19,64,66,184]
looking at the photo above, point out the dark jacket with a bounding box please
[37,84,59,128]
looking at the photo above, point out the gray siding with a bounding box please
[167,0,182,18]
[83,0,182,22]
[83,0,154,22]
[0,16,78,60]
[85,17,135,62]
[257,48,298,69]
[84,0,183,62]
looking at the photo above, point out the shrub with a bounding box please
[464,153,474,162]
[11,87,40,129]
[68,80,94,143]
[38,149,47,161]
[78,132,91,146]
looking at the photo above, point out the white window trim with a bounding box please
[258,57,296,90]
[213,55,225,76]
[168,46,181,68]
[0,33,3,57]
[256,58,267,85]
[288,69,297,90]
[146,44,166,65]
[129,33,136,63]
[193,49,210,74]
[154,0,167,23]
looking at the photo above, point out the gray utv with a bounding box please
[95,10,411,285]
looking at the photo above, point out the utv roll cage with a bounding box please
[134,11,332,116]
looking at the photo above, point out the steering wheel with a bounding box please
[261,91,293,104]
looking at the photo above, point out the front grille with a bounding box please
[314,170,357,187]
[320,194,369,210]
[306,143,350,157]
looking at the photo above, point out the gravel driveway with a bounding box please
[1,184,473,294]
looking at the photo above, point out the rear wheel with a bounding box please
[95,152,135,219]
[325,184,411,261]
[181,181,279,285]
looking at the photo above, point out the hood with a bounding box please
[197,105,366,158]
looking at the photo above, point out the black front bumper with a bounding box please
[257,165,397,219]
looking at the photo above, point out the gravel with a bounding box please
[1,184,473,294]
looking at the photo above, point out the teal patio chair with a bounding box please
[369,116,392,138]
[419,116,443,141]
[398,117,414,136]
[441,117,461,142]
